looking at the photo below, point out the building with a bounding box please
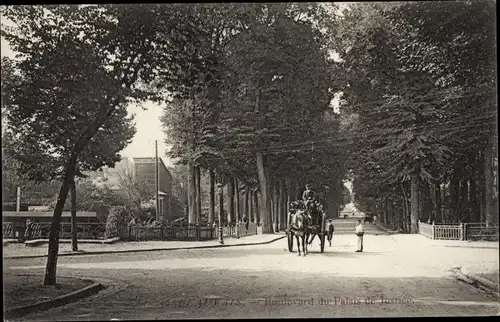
[88,158,133,190]
[133,157,173,221]
[86,157,175,221]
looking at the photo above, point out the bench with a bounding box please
[24,223,45,247]
[3,222,14,238]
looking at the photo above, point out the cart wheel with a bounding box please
[287,230,294,252]
[320,234,325,253]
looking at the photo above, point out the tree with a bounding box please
[331,1,497,232]
[2,51,136,250]
[116,162,155,221]
[2,4,210,285]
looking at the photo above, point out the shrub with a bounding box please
[105,206,128,238]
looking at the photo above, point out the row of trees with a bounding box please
[159,3,350,232]
[333,2,498,232]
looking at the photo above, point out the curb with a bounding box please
[441,245,499,249]
[468,274,499,293]
[4,235,286,259]
[451,267,499,295]
[460,267,499,293]
[24,237,120,247]
[375,224,400,234]
[4,279,104,319]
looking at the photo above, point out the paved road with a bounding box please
[4,235,499,320]
[331,218,389,235]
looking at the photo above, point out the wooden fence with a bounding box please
[464,223,500,241]
[418,221,499,241]
[418,221,435,239]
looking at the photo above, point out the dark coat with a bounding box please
[302,189,315,201]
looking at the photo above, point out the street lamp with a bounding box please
[217,183,224,245]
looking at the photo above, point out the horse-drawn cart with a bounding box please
[287,206,327,254]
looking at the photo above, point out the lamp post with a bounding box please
[217,183,224,245]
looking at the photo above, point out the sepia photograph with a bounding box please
[1,1,498,320]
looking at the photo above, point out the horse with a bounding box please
[289,210,310,256]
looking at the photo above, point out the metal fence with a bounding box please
[213,223,258,239]
[2,220,260,242]
[119,225,216,241]
[2,222,107,240]
[3,222,14,238]
[418,221,499,241]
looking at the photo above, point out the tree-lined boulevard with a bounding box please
[1,2,498,319]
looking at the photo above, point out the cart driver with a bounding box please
[302,184,316,207]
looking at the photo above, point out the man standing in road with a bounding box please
[327,219,334,247]
[242,213,249,232]
[355,220,364,252]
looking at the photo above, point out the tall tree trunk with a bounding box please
[220,185,225,226]
[295,182,301,200]
[249,189,254,223]
[435,183,442,223]
[391,201,396,230]
[401,182,410,233]
[273,181,279,232]
[422,182,434,223]
[441,182,446,223]
[383,198,388,225]
[228,177,235,224]
[254,191,259,225]
[196,166,201,224]
[484,134,497,226]
[244,187,249,217]
[286,188,291,230]
[188,161,196,224]
[234,178,240,223]
[469,177,479,222]
[400,196,405,231]
[277,180,282,231]
[480,184,486,222]
[256,153,273,233]
[209,169,215,224]
[185,176,190,217]
[458,178,468,223]
[70,176,78,252]
[410,172,420,234]
[279,180,286,231]
[450,173,460,223]
[44,158,76,285]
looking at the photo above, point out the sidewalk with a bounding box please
[3,273,101,319]
[3,233,286,259]
[390,233,499,249]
